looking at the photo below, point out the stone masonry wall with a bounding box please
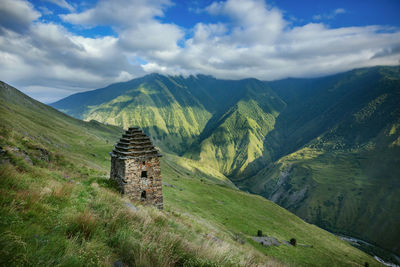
[111,156,163,209]
[110,157,126,193]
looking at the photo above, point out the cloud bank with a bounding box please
[0,0,399,102]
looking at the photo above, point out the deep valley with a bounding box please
[1,66,399,266]
[51,66,400,258]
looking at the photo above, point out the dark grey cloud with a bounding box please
[372,45,400,59]
[0,0,40,33]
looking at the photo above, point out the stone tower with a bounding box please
[110,127,163,209]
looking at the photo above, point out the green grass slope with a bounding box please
[50,75,285,174]
[240,67,400,256]
[0,81,123,171]
[0,82,379,266]
[264,66,400,158]
[187,83,285,177]
[50,67,400,258]
[52,74,214,154]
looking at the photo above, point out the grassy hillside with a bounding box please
[240,67,400,256]
[52,74,215,154]
[187,80,285,177]
[50,67,400,257]
[0,82,380,266]
[51,75,285,177]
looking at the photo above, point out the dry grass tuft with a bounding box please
[52,183,74,199]
[66,209,98,240]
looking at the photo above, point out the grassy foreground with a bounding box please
[0,82,380,266]
[0,82,272,266]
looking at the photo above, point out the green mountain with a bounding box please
[52,75,285,177]
[50,66,400,257]
[241,66,400,255]
[0,82,379,265]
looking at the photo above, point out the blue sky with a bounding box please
[0,0,399,103]
[34,0,400,37]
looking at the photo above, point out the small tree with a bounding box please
[290,238,297,246]
[257,230,263,237]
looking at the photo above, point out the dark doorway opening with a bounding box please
[141,190,146,201]
[141,171,147,178]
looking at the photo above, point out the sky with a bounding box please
[0,0,400,103]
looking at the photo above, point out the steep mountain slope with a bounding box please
[52,75,285,176]
[52,74,213,154]
[50,66,400,258]
[0,81,123,171]
[263,66,400,158]
[186,79,285,177]
[0,82,379,266]
[0,81,264,266]
[239,67,400,255]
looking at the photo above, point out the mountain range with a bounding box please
[51,67,400,258]
[0,80,381,266]
[51,66,400,256]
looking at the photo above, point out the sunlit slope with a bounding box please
[241,67,400,254]
[53,74,215,153]
[1,82,379,266]
[187,83,285,177]
[51,75,285,176]
[50,66,400,256]
[162,153,379,266]
[0,82,269,266]
[0,81,123,170]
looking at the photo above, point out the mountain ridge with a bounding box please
[0,80,380,266]
[50,66,400,256]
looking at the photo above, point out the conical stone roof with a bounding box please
[110,127,162,159]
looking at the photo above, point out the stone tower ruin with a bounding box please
[110,127,163,209]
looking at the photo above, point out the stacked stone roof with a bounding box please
[110,127,162,159]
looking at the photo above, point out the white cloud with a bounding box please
[45,0,75,12]
[0,1,144,101]
[334,8,346,15]
[141,0,400,80]
[0,0,400,103]
[61,0,183,58]
[61,0,172,29]
[38,6,53,15]
[206,0,286,45]
[119,23,183,53]
[312,15,322,20]
[313,8,346,20]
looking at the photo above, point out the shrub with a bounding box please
[290,238,297,246]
